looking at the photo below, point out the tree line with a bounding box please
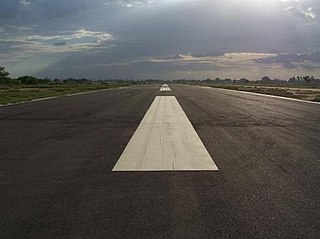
[1,65,320,85]
[174,75,320,85]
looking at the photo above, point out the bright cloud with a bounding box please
[0,29,114,62]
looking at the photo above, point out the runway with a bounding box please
[1,84,320,238]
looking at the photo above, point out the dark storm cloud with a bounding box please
[256,52,320,69]
[0,0,21,19]
[0,0,105,21]
[31,0,320,78]
[0,0,156,20]
[37,58,218,79]
[40,0,90,18]
[52,42,66,46]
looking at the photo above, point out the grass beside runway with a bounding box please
[199,84,320,102]
[0,83,129,105]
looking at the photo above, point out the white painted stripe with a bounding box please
[65,88,114,97]
[0,96,59,107]
[160,86,171,92]
[30,96,58,102]
[113,96,218,171]
[160,84,171,91]
[201,86,320,105]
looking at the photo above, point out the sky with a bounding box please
[1,0,320,80]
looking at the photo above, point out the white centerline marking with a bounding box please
[160,87,171,91]
[160,84,171,92]
[113,96,218,171]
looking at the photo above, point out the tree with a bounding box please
[288,77,297,83]
[0,66,10,81]
[303,76,310,83]
[261,76,272,83]
[16,76,40,85]
[239,78,249,83]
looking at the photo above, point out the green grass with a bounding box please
[0,83,126,105]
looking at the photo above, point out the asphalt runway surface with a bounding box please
[1,84,320,238]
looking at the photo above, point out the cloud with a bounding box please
[39,0,99,18]
[20,0,32,6]
[52,42,67,46]
[2,0,320,79]
[256,52,320,69]
[0,0,21,19]
[286,6,316,20]
[0,29,114,63]
[0,0,104,20]
[117,0,155,8]
[142,53,277,66]
[283,0,319,20]
[0,0,158,21]
[41,52,277,78]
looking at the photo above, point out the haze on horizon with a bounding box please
[1,0,320,80]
